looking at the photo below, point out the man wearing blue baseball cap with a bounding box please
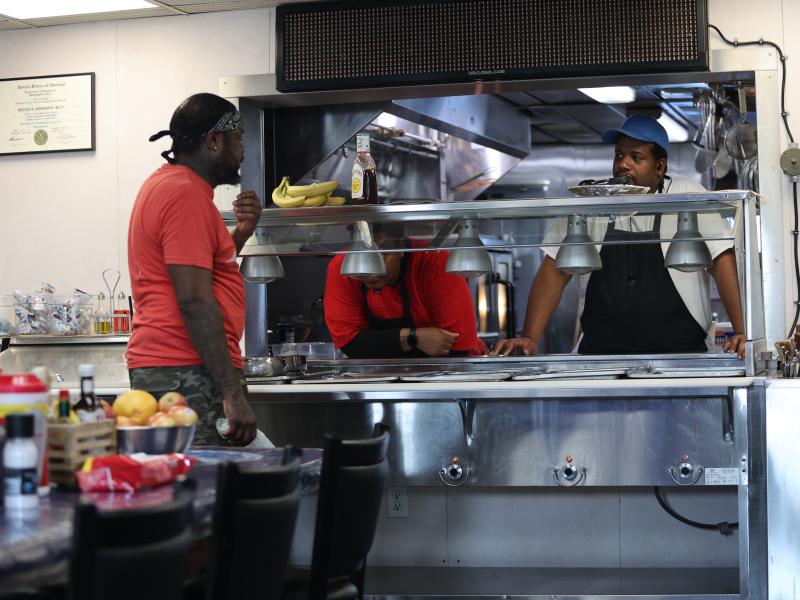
[493,113,745,359]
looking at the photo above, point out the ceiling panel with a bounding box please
[0,0,305,28]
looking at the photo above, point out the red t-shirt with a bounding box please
[126,164,245,370]
[324,247,486,355]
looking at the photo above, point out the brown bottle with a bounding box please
[351,133,378,205]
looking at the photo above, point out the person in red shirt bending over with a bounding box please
[324,223,487,358]
[127,93,261,446]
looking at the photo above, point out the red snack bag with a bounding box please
[77,453,196,493]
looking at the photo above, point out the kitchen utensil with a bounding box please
[116,424,196,454]
[725,123,758,160]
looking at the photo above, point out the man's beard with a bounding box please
[212,152,241,186]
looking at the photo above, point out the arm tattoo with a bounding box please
[178,298,242,396]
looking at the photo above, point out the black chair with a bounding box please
[205,448,302,600]
[287,423,390,600]
[68,479,195,600]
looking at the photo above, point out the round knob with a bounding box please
[562,464,578,480]
[678,462,694,479]
[444,463,463,481]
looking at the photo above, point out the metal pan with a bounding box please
[292,374,400,384]
[626,367,745,378]
[246,375,295,384]
[400,371,512,382]
[511,369,626,381]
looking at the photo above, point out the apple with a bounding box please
[100,399,115,419]
[113,390,158,425]
[158,391,188,413]
[146,411,166,426]
[149,412,178,427]
[116,416,137,427]
[168,405,199,426]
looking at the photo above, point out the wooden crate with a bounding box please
[48,420,116,487]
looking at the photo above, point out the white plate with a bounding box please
[511,369,626,381]
[568,184,650,197]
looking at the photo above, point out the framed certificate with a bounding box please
[0,72,95,155]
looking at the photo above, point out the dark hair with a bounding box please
[373,222,405,247]
[149,93,237,163]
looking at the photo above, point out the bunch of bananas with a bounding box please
[271,176,345,208]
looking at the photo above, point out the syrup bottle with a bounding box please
[351,133,378,205]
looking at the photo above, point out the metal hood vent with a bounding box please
[276,0,708,93]
[268,94,531,203]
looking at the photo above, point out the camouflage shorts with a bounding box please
[128,365,248,447]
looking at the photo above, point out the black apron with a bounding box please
[578,213,708,354]
[362,253,426,358]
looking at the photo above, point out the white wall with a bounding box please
[0,1,798,336]
[0,8,274,298]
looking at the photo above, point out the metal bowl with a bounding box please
[243,356,286,377]
[116,424,196,454]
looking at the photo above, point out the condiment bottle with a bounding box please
[114,291,130,333]
[75,364,103,423]
[3,413,39,510]
[56,390,72,424]
[351,133,378,205]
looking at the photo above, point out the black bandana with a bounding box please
[149,110,242,164]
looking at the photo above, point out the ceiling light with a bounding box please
[664,212,712,272]
[240,256,284,284]
[445,218,493,278]
[658,113,690,143]
[578,86,636,104]
[0,0,157,20]
[554,215,602,275]
[341,221,387,279]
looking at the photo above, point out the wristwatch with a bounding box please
[407,327,418,349]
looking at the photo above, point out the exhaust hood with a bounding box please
[249,89,531,203]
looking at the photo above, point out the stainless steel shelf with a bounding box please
[6,334,130,346]
[222,191,748,227]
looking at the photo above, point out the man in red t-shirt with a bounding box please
[127,93,261,446]
[324,224,486,358]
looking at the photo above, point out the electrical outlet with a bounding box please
[386,486,408,518]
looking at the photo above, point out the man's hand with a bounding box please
[233,191,263,239]
[724,333,746,360]
[491,336,538,356]
[417,327,459,356]
[222,390,257,446]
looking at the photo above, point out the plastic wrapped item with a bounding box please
[216,418,275,448]
[13,289,51,335]
[0,295,14,336]
[76,452,196,493]
[10,288,95,336]
[48,291,93,336]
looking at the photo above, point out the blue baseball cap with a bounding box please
[601,113,669,155]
